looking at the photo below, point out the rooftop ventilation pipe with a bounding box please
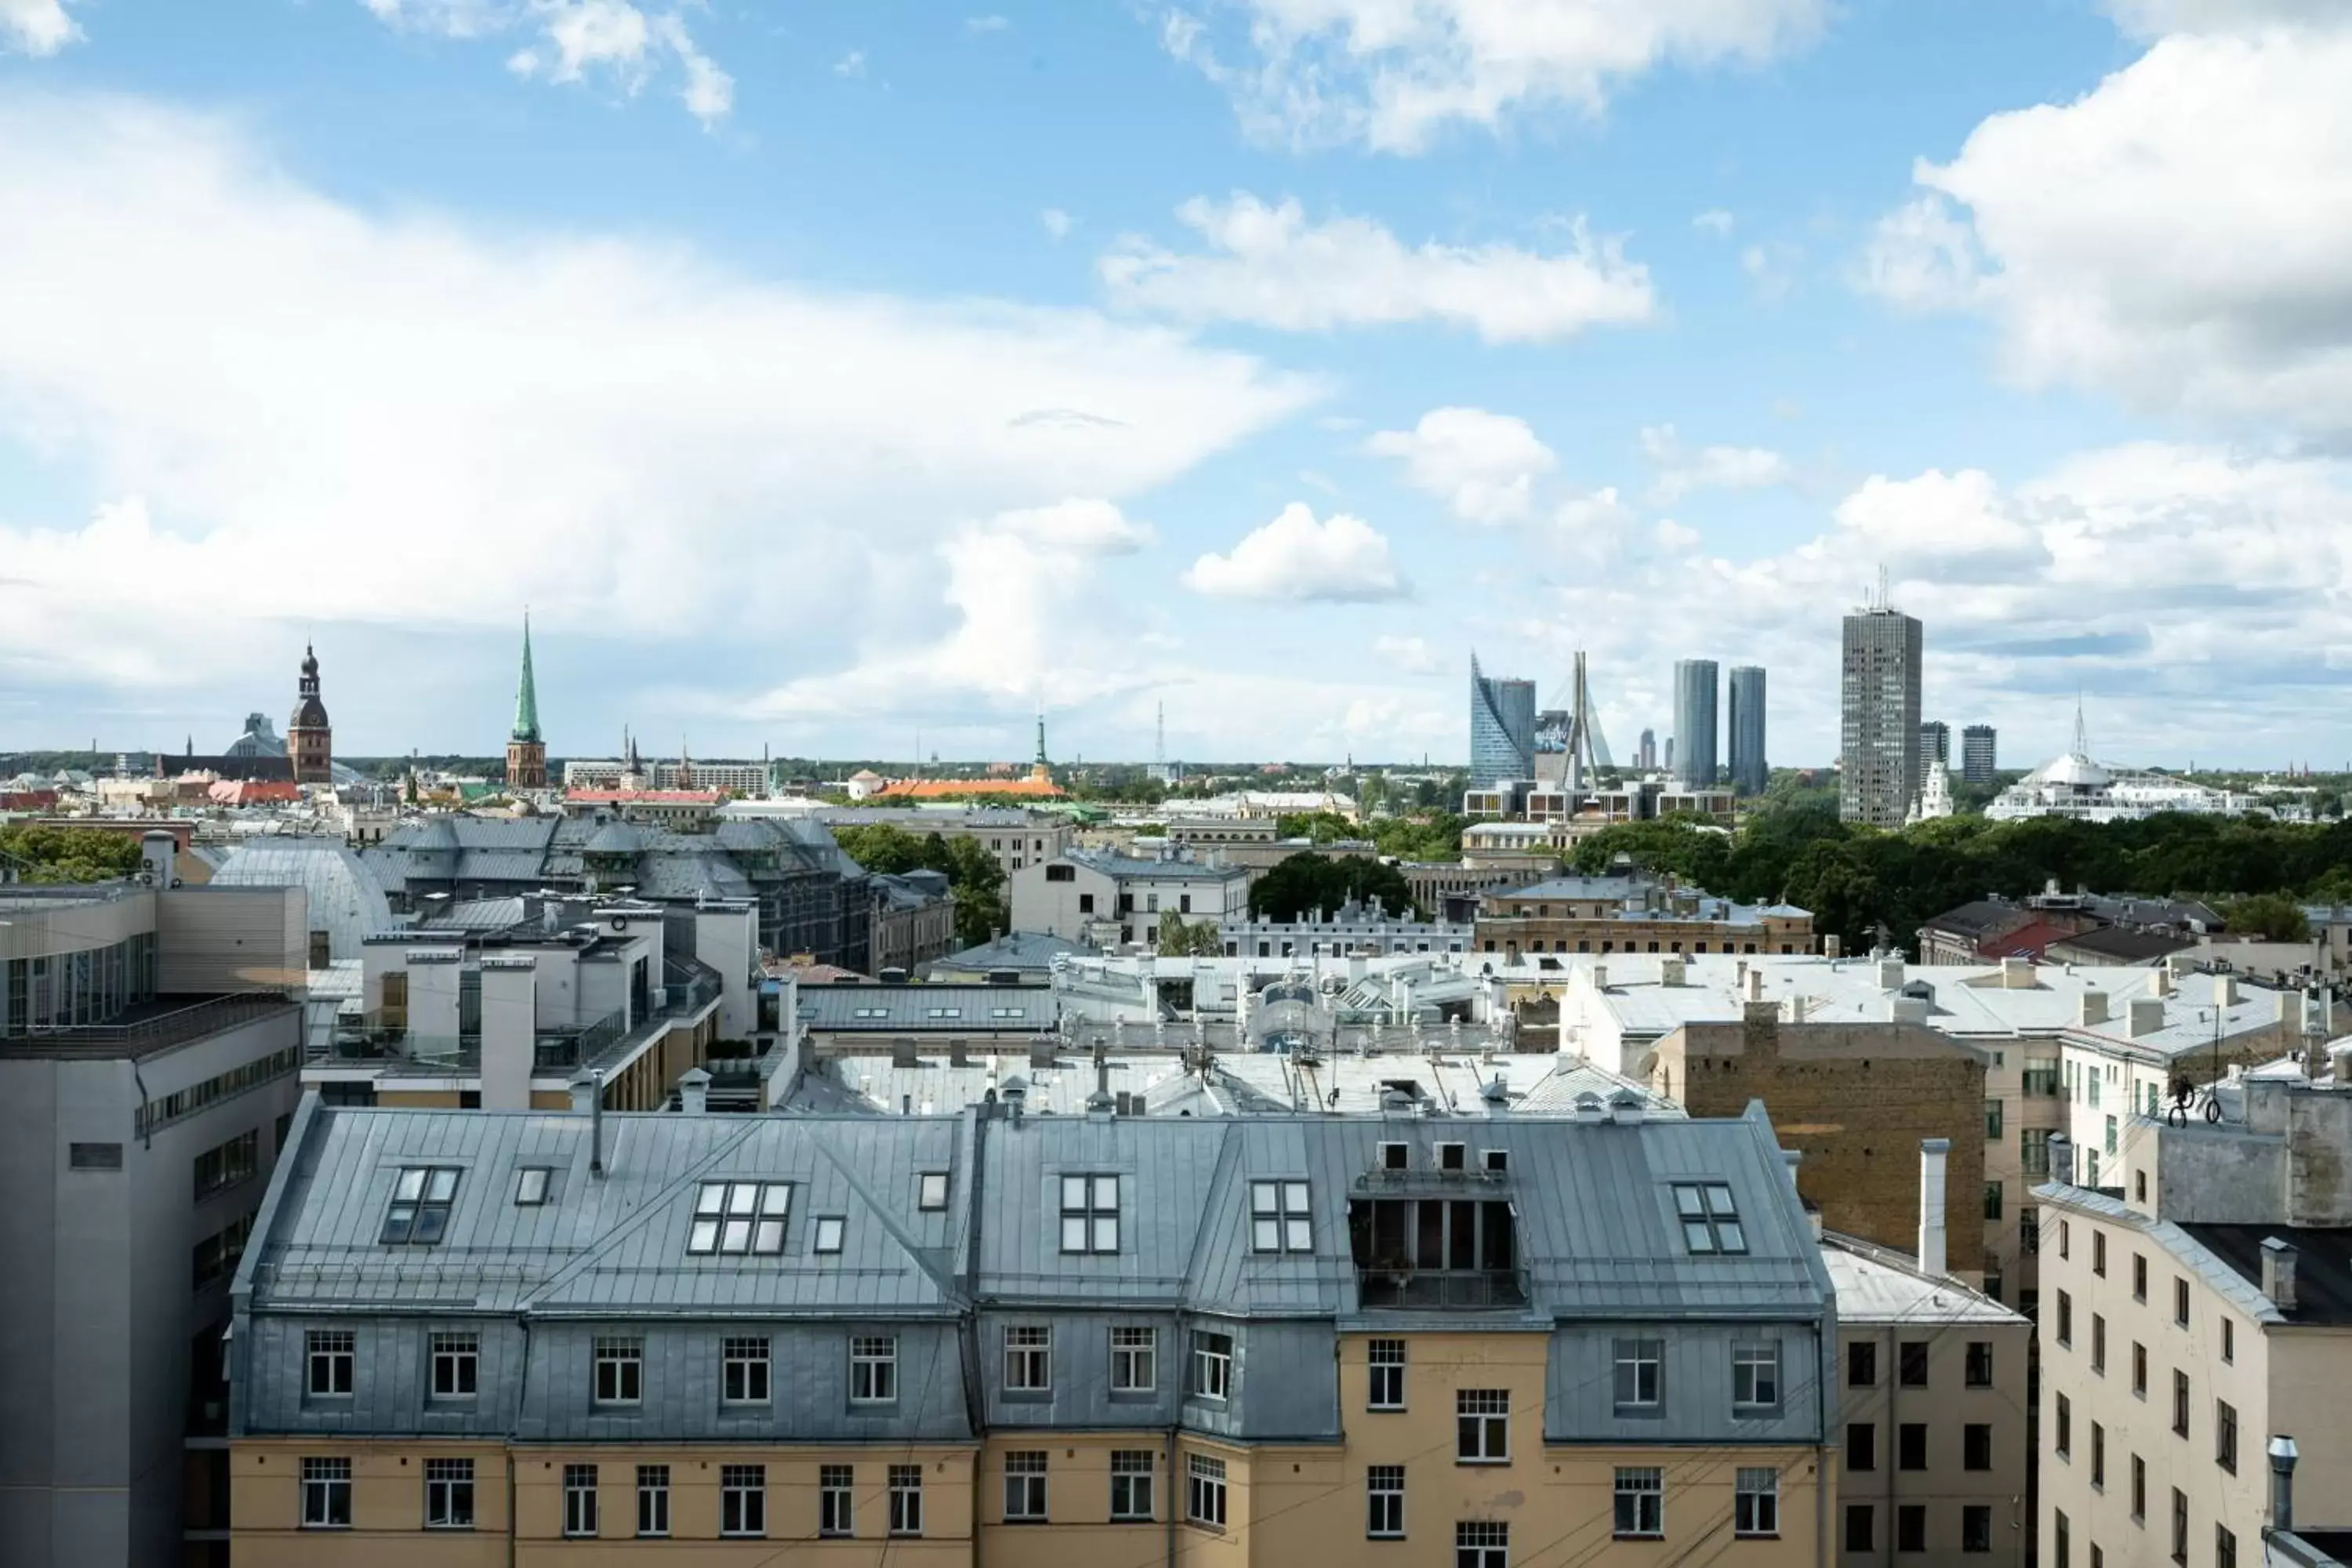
[2270,1436,2299,1535]
[677,1067,710,1116]
[1918,1138,1949,1277]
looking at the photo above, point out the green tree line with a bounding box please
[0,825,144,884]
[828,824,1007,950]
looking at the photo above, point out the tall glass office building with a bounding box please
[1672,659,1719,788]
[1728,665,1767,795]
[1841,608,1925,826]
[1468,655,1537,788]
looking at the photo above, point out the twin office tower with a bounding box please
[1674,660,1767,795]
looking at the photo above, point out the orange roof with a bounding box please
[873,777,1065,800]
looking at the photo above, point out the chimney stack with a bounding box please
[1918,1138,1950,1278]
[2270,1436,2300,1534]
[2128,998,2165,1037]
[2080,990,2110,1027]
[1824,934,1842,959]
[1878,956,1905,992]
[2216,973,2241,1007]
[677,1067,710,1116]
[2262,1236,2299,1312]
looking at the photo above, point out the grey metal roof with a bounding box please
[246,1100,1828,1329]
[209,838,394,963]
[799,985,1056,1033]
[935,931,1092,972]
[1071,849,1250,881]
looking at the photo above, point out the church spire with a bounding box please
[511,612,543,744]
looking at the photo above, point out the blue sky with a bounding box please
[4,0,2350,771]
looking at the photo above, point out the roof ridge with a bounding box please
[808,1122,963,1305]
[516,1117,769,1311]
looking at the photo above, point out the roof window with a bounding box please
[918,1172,949,1210]
[1060,1174,1120,1254]
[688,1181,790,1255]
[926,1007,961,1020]
[1672,1182,1746,1255]
[851,1006,889,1020]
[382,1166,460,1245]
[1250,1179,1312,1252]
[813,1216,845,1254]
[514,1166,551,1206]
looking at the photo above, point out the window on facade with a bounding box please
[1846,1505,1875,1553]
[2094,1229,2107,1276]
[381,1166,460,1245]
[635,1465,670,1537]
[1096,1450,1152,1522]
[2056,1510,2071,1568]
[721,1336,770,1405]
[562,1464,597,1537]
[193,1129,260,1202]
[1613,1338,1662,1410]
[429,1331,477,1399]
[2023,1127,2053,1174]
[306,1329,355,1397]
[889,1465,923,1537]
[1899,1504,1927,1553]
[2176,1277,2191,1328]
[2172,1489,2189,1566]
[1671,1182,1745,1253]
[1963,1505,1992,1554]
[720,1465,765,1537]
[1731,1341,1780,1409]
[2134,1342,2148,1396]
[2133,1454,2147,1521]
[1004,1325,1051,1392]
[301,1457,352,1529]
[1250,1179,1313,1251]
[848,1334,896,1403]
[1457,1388,1510,1462]
[918,1171,949,1210]
[2221,1318,2234,1363]
[1061,1174,1121,1254]
[2216,1399,2238,1473]
[2022,1208,2041,1253]
[1986,1099,2003,1139]
[1613,1468,1663,1537]
[2134,1254,2148,1301]
[1004,1451,1048,1521]
[1985,1181,2003,1221]
[1849,1341,1877,1387]
[2093,1422,2107,1487]
[2217,1524,2238,1568]
[2061,1218,2072,1258]
[1189,1330,1234,1401]
[1367,1465,1404,1538]
[1110,1326,1156,1393]
[2059,1290,2074,1346]
[2057,1393,2073,1458]
[1900,1341,1929,1387]
[1848,1422,1876,1472]
[1966,1340,1993,1386]
[1899,1423,1928,1471]
[2093,1315,2107,1374]
[593,1337,643,1405]
[1367,1337,1406,1410]
[1965,1423,1992,1471]
[818,1464,853,1537]
[1735,1467,1778,1537]
[2174,1370,2191,1438]
[1457,1519,1508,1568]
[425,1458,475,1530]
[514,1166,550,1206]
[684,1180,789,1258]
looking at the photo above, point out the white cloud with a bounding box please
[1862,24,2352,430]
[1164,0,1828,152]
[985,498,1157,554]
[1101,194,1655,343]
[372,0,733,125]
[1639,424,1793,503]
[0,90,1318,713]
[1740,240,1802,302]
[1653,517,1700,552]
[966,13,1011,31]
[1040,208,1073,241]
[833,49,866,77]
[1183,503,1407,601]
[1374,633,1444,673]
[1364,406,1556,524]
[2103,0,2343,35]
[0,0,79,55]
[1692,209,1735,237]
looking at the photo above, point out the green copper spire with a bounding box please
[511,612,543,743]
[1034,705,1047,766]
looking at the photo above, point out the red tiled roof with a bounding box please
[873,777,1065,799]
[1979,920,2073,960]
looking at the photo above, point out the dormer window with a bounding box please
[1483,1149,1509,1174]
[382,1167,460,1245]
[1379,1143,1409,1171]
[1061,1174,1120,1254]
[1673,1183,1745,1254]
[1438,1142,1466,1171]
[1250,1180,1312,1252]
[688,1181,790,1255]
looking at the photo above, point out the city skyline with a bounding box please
[6,4,2352,768]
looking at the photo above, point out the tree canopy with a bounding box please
[829,823,1008,949]
[0,825,144,884]
[1249,852,1421,922]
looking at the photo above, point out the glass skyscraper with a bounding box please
[1672,659,1719,788]
[1841,607,1925,826]
[1727,666,1767,795]
[1468,655,1537,788]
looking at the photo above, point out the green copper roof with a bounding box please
[511,615,542,743]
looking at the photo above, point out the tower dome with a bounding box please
[288,642,333,785]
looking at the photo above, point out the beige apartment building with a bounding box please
[1474,874,1814,962]
[2036,1066,2352,1568]
[230,1100,1845,1566]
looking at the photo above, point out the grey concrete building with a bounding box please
[1921,720,1951,769]
[1962,725,1998,788]
[1674,658,1720,789]
[1841,607,1924,826]
[2,873,310,1568]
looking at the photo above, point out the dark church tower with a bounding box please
[506,614,548,789]
[289,644,332,784]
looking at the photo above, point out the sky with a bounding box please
[3,0,2351,771]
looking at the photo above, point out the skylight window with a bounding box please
[852,1007,890,1019]
[514,1167,551,1206]
[382,1166,460,1245]
[918,1172,949,1210]
[1673,1182,1746,1254]
[688,1181,790,1255]
[925,1007,961,1019]
[813,1216,845,1254]
[1250,1179,1312,1252]
[989,1007,1024,1020]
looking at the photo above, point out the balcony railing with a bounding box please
[1355,1268,1528,1310]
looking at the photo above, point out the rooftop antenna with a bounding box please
[2074,693,2089,760]
[1875,563,1892,612]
